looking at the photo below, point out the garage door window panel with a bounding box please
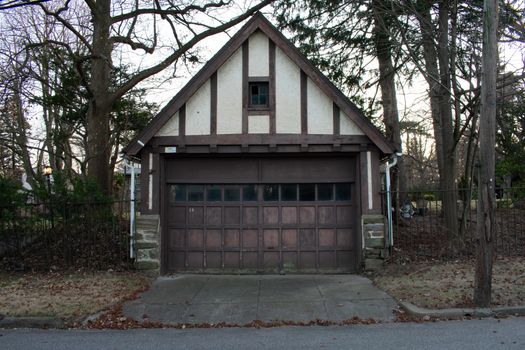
[281,184,297,201]
[263,184,279,201]
[335,183,351,201]
[171,184,187,203]
[188,185,204,201]
[317,184,334,201]
[224,186,240,201]
[206,185,222,201]
[242,184,258,201]
[299,184,315,201]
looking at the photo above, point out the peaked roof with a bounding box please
[123,13,395,156]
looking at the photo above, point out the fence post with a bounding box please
[128,160,136,259]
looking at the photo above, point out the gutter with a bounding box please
[123,158,137,259]
[385,152,402,247]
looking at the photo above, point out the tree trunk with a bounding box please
[372,0,406,203]
[416,0,445,187]
[437,0,459,251]
[415,0,459,252]
[87,0,113,193]
[474,0,498,307]
[13,89,36,187]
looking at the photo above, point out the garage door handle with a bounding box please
[267,246,275,250]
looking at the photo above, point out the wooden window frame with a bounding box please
[247,78,270,111]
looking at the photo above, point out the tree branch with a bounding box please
[111,0,273,102]
[0,0,49,10]
[38,0,93,53]
[110,36,155,53]
[111,0,231,24]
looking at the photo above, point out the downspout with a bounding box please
[124,158,136,259]
[385,152,402,248]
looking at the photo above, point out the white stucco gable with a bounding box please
[154,30,366,138]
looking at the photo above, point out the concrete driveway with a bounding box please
[123,275,398,324]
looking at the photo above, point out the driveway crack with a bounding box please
[182,277,209,319]
[314,276,329,316]
[255,278,261,319]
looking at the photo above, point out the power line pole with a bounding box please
[475,0,498,307]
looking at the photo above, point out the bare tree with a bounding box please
[23,0,274,192]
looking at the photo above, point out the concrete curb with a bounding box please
[0,316,64,329]
[399,301,525,319]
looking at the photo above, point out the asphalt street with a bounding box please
[1,317,524,350]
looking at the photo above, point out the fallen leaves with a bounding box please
[0,271,150,321]
[373,257,525,309]
[77,304,380,330]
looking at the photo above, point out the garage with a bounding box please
[124,14,395,275]
[163,155,357,273]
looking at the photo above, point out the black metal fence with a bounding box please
[383,187,525,259]
[0,200,135,270]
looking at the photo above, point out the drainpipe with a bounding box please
[124,158,136,259]
[385,152,402,247]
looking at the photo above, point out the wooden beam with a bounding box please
[152,134,371,146]
[269,39,276,134]
[242,41,249,135]
[179,104,186,136]
[333,102,340,136]
[300,70,307,135]
[210,72,217,135]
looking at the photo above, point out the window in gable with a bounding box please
[249,81,269,108]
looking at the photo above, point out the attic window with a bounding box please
[249,81,269,108]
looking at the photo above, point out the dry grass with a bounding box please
[373,257,525,309]
[0,271,150,321]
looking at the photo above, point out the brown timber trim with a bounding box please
[359,147,370,215]
[152,152,160,214]
[269,39,276,134]
[369,148,382,213]
[179,104,186,137]
[242,41,249,135]
[159,154,167,274]
[152,134,371,147]
[354,164,363,270]
[247,110,271,115]
[248,76,269,82]
[158,144,361,154]
[300,70,307,135]
[210,72,217,135]
[333,102,340,136]
[140,150,150,213]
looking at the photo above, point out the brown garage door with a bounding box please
[163,156,357,273]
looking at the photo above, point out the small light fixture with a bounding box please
[43,166,53,176]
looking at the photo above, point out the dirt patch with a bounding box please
[0,271,150,321]
[373,257,525,309]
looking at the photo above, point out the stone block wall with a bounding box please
[135,214,161,276]
[362,214,387,271]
